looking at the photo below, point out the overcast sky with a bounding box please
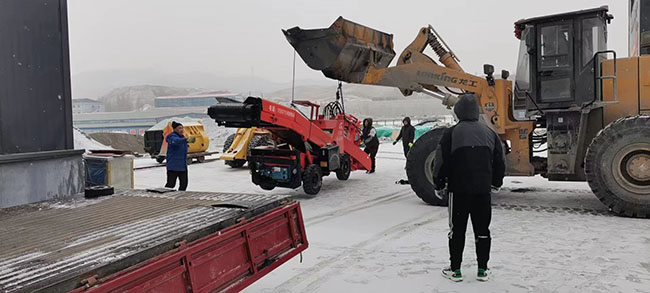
[67,0,629,84]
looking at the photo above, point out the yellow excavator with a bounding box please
[284,6,650,217]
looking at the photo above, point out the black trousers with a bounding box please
[448,192,491,271]
[165,170,188,191]
[364,145,378,171]
[402,144,411,158]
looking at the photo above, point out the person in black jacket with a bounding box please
[361,118,379,174]
[393,116,416,158]
[433,94,506,282]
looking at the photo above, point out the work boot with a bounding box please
[441,267,463,282]
[477,268,490,281]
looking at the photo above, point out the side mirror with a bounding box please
[501,70,510,79]
[484,64,494,75]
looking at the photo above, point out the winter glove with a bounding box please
[392,141,397,145]
[491,185,501,193]
[187,137,196,143]
[408,142,413,147]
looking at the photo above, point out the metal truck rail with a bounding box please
[0,190,307,292]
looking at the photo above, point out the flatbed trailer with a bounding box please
[0,190,307,292]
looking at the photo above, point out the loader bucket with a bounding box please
[283,17,396,83]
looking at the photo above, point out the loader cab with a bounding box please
[513,6,613,118]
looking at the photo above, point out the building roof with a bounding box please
[73,107,208,122]
[154,92,240,100]
[72,98,103,104]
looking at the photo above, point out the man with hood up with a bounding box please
[433,94,505,282]
[393,116,416,158]
[361,118,379,174]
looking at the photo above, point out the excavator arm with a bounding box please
[284,17,535,176]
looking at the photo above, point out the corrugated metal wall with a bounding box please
[0,0,73,154]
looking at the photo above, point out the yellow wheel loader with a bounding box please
[221,127,273,168]
[284,6,650,217]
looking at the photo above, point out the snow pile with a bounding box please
[74,128,112,151]
[149,117,235,152]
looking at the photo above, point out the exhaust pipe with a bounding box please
[208,97,263,128]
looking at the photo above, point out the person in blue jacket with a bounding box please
[165,121,195,190]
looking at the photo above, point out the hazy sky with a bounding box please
[67,0,629,84]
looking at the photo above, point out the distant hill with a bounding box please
[99,85,203,112]
[71,69,329,99]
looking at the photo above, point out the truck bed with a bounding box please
[0,190,307,292]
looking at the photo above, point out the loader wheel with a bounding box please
[406,127,449,206]
[197,156,206,163]
[156,157,165,164]
[259,182,276,191]
[186,157,193,165]
[302,164,323,195]
[222,133,236,153]
[336,154,351,180]
[248,135,274,155]
[585,116,650,218]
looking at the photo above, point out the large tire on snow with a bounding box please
[302,164,323,195]
[222,134,246,168]
[585,116,650,218]
[406,127,449,206]
[335,154,351,180]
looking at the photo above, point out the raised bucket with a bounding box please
[283,17,396,83]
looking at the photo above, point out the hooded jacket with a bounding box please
[395,117,415,147]
[433,94,506,196]
[166,131,188,171]
[362,118,379,149]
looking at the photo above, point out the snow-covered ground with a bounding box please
[134,143,650,293]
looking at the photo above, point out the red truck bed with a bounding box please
[0,190,307,292]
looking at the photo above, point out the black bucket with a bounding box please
[283,17,396,83]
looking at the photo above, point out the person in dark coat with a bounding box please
[361,118,379,174]
[393,116,416,158]
[165,121,195,191]
[433,94,506,282]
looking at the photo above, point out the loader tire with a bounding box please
[248,135,274,155]
[85,185,114,199]
[302,164,323,195]
[223,133,246,168]
[585,116,650,218]
[406,127,449,206]
[336,154,351,180]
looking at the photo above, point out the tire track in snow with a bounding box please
[304,190,413,226]
[275,207,448,292]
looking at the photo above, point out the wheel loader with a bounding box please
[284,6,650,217]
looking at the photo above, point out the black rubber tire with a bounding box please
[248,135,274,155]
[155,156,165,164]
[85,185,114,199]
[222,133,236,153]
[302,164,323,195]
[197,156,206,163]
[336,154,351,180]
[585,116,650,218]
[259,182,276,191]
[406,127,449,206]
